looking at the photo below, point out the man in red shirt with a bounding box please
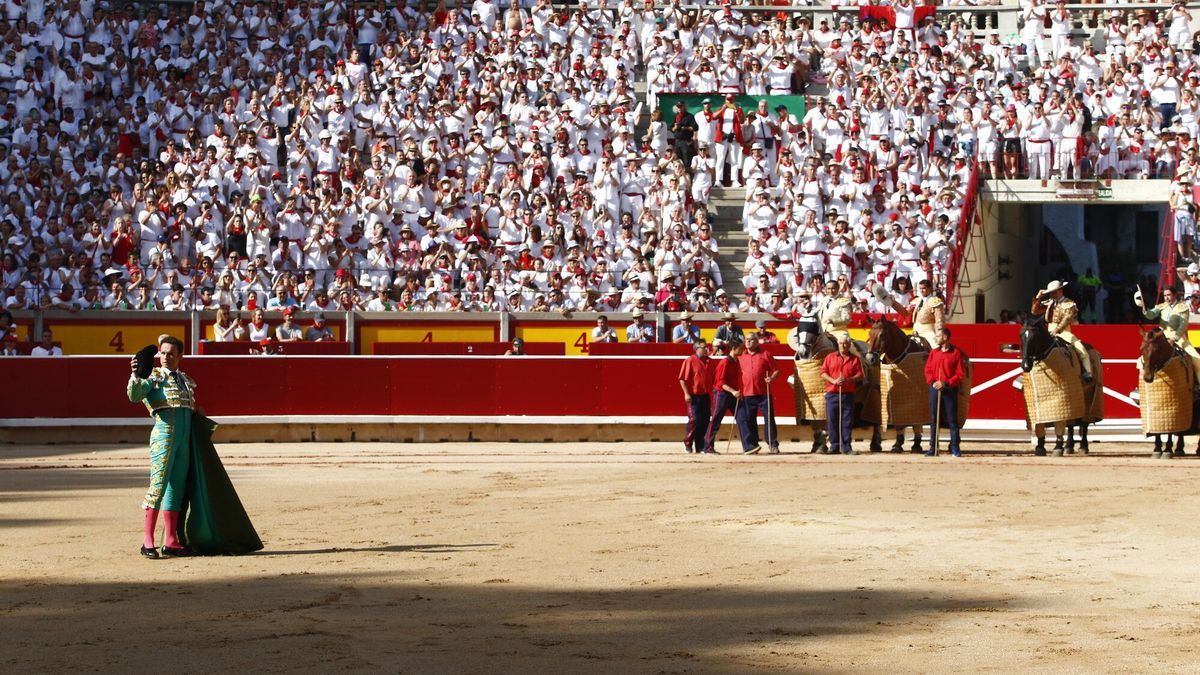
[821,334,865,455]
[678,340,713,454]
[737,334,780,454]
[704,340,744,454]
[924,327,967,457]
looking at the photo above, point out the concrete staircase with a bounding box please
[628,76,823,298]
[707,186,748,297]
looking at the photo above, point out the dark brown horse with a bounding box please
[1139,328,1200,458]
[866,317,930,452]
[1019,313,1104,455]
[1141,328,1178,382]
[867,316,927,365]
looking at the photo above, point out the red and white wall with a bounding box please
[0,324,1149,430]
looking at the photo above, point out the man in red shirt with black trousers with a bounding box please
[821,334,865,455]
[737,334,780,454]
[924,327,967,457]
[704,340,744,454]
[678,340,713,454]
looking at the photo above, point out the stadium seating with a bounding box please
[0,0,1196,340]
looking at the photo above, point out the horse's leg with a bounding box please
[869,428,883,453]
[1065,424,1076,454]
[890,428,904,452]
[1034,424,1047,456]
[1080,423,1090,454]
[1052,421,1066,457]
[911,425,924,453]
[811,428,826,454]
[1175,433,1186,457]
[1152,434,1163,459]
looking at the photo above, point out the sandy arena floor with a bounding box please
[4,440,1200,673]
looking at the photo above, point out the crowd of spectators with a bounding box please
[0,0,1196,333]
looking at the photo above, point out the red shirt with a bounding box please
[678,354,712,395]
[738,349,778,396]
[925,345,966,388]
[712,356,742,393]
[821,351,864,393]
[111,233,135,265]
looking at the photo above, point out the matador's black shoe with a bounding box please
[160,546,192,558]
[140,546,160,559]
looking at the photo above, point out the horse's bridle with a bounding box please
[1021,325,1057,371]
[1031,338,1056,363]
[894,337,919,364]
[875,331,919,365]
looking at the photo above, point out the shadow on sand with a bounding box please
[253,543,498,556]
[5,564,1026,671]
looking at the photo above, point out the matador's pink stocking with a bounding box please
[162,510,184,549]
[144,508,160,549]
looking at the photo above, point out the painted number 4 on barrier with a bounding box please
[109,331,125,352]
[574,332,589,354]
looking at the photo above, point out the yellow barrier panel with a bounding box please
[517,325,593,355]
[33,320,888,356]
[48,324,185,355]
[701,327,871,348]
[361,325,494,351]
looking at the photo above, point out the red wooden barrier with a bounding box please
[372,342,566,356]
[589,343,691,356]
[0,324,1154,423]
[589,343,793,357]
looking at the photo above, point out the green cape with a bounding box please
[182,413,264,555]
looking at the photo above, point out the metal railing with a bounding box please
[1158,207,1176,302]
[945,160,981,313]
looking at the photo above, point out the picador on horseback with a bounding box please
[1019,281,1104,456]
[1134,285,1200,458]
[1135,285,1200,390]
[907,279,946,348]
[1031,280,1094,383]
[817,280,856,348]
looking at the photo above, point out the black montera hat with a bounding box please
[134,344,158,379]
